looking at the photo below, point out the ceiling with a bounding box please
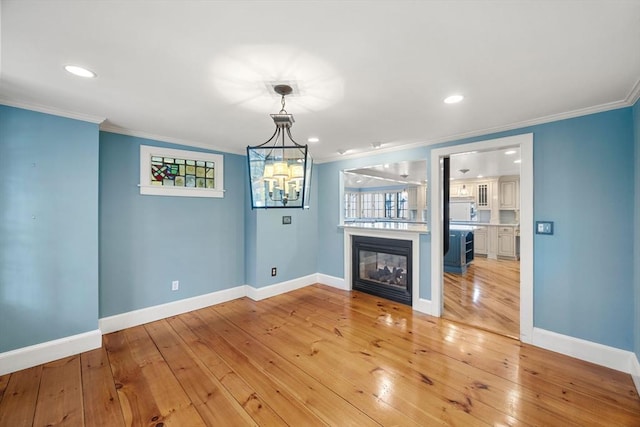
[1,1,639,162]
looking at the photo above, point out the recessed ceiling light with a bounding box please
[505,150,517,155]
[477,175,483,178]
[444,94,464,104]
[383,164,389,168]
[307,137,319,143]
[64,65,97,78]
[514,159,522,164]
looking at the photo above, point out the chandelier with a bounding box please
[247,84,313,208]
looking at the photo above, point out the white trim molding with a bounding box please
[630,354,640,396]
[99,285,245,334]
[0,98,106,124]
[246,274,318,301]
[139,145,224,198]
[532,328,638,374]
[430,133,534,343]
[317,273,348,290]
[0,330,102,376]
[342,228,424,314]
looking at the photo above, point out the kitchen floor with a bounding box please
[443,256,520,339]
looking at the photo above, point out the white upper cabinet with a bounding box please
[499,176,520,210]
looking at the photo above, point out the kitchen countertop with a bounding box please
[450,221,519,227]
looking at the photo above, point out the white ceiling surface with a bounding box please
[1,1,639,162]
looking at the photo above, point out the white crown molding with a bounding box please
[100,124,246,156]
[0,98,106,124]
[625,78,640,105]
[0,330,102,376]
[316,97,636,164]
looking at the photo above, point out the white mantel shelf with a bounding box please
[340,222,429,234]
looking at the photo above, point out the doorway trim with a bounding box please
[429,133,533,343]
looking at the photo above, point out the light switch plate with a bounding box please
[536,221,554,235]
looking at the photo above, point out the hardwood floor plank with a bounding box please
[258,291,581,426]
[81,347,125,427]
[32,356,84,427]
[178,310,327,426]
[104,326,206,426]
[224,294,554,426]
[0,366,42,427]
[214,299,444,426]
[444,256,520,338]
[295,285,640,424]
[3,284,639,426]
[144,319,257,426]
[166,315,287,426]
[0,374,9,404]
[195,307,380,426]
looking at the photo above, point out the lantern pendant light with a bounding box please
[247,85,313,208]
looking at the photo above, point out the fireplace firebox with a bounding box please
[352,235,412,305]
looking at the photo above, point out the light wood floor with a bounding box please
[444,256,520,338]
[1,284,639,426]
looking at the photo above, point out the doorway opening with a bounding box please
[430,134,533,344]
[443,146,521,338]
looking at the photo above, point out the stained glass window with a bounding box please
[140,145,224,198]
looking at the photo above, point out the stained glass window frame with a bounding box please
[139,145,224,198]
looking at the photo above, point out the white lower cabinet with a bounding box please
[497,226,518,259]
[473,225,518,259]
[473,227,487,255]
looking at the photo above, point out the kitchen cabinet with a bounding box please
[476,182,492,209]
[406,187,418,210]
[499,177,519,210]
[407,185,427,211]
[450,182,474,198]
[417,184,427,210]
[497,226,518,259]
[473,226,488,255]
[444,229,474,274]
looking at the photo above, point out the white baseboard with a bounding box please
[246,274,317,301]
[317,273,348,290]
[99,285,246,334]
[0,330,102,376]
[532,327,636,374]
[414,298,433,315]
[631,354,640,396]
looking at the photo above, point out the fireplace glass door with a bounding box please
[352,236,412,305]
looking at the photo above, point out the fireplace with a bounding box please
[352,235,412,305]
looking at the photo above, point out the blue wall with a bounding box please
[0,106,99,352]
[634,99,640,361]
[99,132,246,317]
[317,108,635,351]
[245,180,318,288]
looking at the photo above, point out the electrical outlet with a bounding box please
[172,280,179,291]
[271,267,277,277]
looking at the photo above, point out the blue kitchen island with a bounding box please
[444,226,475,274]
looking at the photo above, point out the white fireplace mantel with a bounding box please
[341,225,432,315]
